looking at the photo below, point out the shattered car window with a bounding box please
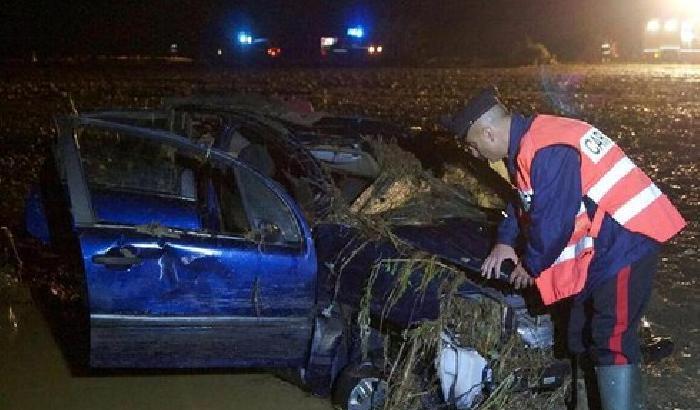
[78,127,195,199]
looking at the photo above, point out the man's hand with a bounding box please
[509,263,534,289]
[481,244,518,279]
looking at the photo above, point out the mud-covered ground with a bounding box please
[0,64,698,409]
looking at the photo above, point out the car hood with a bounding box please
[313,216,501,327]
[389,217,496,273]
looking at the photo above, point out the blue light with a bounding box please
[237,32,253,45]
[347,26,365,38]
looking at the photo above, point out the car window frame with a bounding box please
[59,117,310,251]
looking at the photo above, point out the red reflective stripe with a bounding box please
[610,266,631,365]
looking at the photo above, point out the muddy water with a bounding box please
[0,285,333,410]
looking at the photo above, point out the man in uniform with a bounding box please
[441,87,686,409]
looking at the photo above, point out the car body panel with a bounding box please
[54,117,317,368]
[313,218,496,327]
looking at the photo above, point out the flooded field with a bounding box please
[0,64,698,409]
[0,284,332,410]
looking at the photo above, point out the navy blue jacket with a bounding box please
[497,114,659,298]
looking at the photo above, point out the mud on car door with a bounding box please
[57,118,317,368]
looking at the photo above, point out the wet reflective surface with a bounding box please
[0,284,332,410]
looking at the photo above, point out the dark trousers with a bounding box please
[567,251,657,365]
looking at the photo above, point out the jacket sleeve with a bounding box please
[523,146,582,277]
[496,202,520,246]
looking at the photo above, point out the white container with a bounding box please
[436,332,489,409]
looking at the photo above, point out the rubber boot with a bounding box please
[595,364,645,410]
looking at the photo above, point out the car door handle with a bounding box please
[91,254,141,267]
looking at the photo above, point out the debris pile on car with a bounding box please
[320,139,568,409]
[324,139,492,226]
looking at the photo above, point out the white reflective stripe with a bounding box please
[587,157,636,202]
[554,236,594,265]
[577,202,586,216]
[613,183,662,225]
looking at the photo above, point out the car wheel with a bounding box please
[332,364,388,410]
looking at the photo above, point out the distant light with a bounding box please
[377,45,383,53]
[368,45,376,54]
[665,19,679,32]
[681,21,695,44]
[267,47,281,57]
[681,32,695,43]
[237,32,253,45]
[170,43,178,54]
[321,37,337,47]
[347,26,365,38]
[647,19,661,32]
[217,48,223,56]
[674,0,700,16]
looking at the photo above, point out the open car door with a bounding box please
[56,118,317,368]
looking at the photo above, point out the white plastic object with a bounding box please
[436,331,488,409]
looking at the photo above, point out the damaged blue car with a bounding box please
[25,103,565,410]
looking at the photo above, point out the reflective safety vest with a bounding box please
[516,115,686,305]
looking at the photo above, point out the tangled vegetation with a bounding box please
[321,139,567,409]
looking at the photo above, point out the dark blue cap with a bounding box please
[440,86,500,137]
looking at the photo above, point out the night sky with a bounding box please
[0,1,682,61]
